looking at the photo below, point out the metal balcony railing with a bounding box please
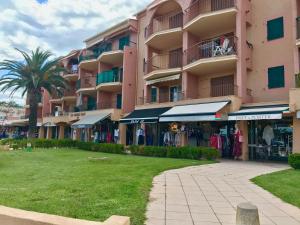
[138,91,184,105]
[96,68,123,86]
[145,51,183,74]
[184,0,235,24]
[211,83,237,97]
[184,35,236,66]
[145,11,183,39]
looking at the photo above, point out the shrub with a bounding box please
[288,154,300,169]
[129,145,219,161]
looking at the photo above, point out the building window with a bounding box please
[143,58,146,72]
[267,17,284,41]
[151,87,157,103]
[268,66,285,89]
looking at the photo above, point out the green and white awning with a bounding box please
[71,112,111,128]
[159,101,230,122]
[228,105,289,121]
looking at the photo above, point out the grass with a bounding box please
[0,148,212,225]
[252,169,300,208]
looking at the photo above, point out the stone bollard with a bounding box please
[236,202,260,225]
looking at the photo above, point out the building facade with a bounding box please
[36,0,300,161]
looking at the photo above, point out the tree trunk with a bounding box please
[28,90,40,139]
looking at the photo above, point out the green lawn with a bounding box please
[0,148,212,225]
[252,169,300,208]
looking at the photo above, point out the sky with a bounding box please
[0,0,151,105]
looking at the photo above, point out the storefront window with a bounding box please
[248,117,293,161]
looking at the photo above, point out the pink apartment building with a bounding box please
[41,19,138,142]
[120,0,300,161]
[31,0,300,161]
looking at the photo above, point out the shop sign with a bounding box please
[130,119,144,124]
[214,113,228,121]
[229,114,282,121]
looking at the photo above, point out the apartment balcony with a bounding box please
[96,69,123,92]
[145,51,182,81]
[139,91,184,105]
[184,0,237,37]
[97,39,135,65]
[296,17,300,46]
[63,65,79,81]
[61,88,77,102]
[43,112,71,124]
[78,52,98,71]
[145,11,183,50]
[183,35,237,75]
[76,76,96,94]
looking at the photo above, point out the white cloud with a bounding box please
[0,0,152,105]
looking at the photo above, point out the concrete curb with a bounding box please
[0,205,130,225]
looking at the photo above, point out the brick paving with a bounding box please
[146,161,300,225]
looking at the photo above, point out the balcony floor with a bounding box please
[98,50,123,65]
[144,68,182,81]
[145,28,183,51]
[184,8,237,38]
[96,82,122,92]
[183,55,237,75]
[64,73,78,81]
[79,59,98,71]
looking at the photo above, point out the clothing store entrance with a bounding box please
[248,118,293,161]
[185,121,236,159]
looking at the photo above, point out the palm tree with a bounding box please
[0,47,67,138]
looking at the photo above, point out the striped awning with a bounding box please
[71,112,111,128]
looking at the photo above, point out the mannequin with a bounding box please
[136,124,145,145]
[263,124,274,156]
[233,123,243,160]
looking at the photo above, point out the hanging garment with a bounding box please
[262,125,274,145]
[106,132,112,143]
[175,132,181,147]
[233,130,242,157]
[210,134,222,151]
[114,129,119,143]
[163,132,171,146]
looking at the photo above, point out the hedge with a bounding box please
[0,138,219,160]
[288,153,300,169]
[0,139,125,154]
[128,145,219,160]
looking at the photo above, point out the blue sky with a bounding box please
[0,0,151,105]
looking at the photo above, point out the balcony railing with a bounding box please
[63,65,78,75]
[211,83,236,97]
[138,91,184,105]
[145,11,183,39]
[79,38,136,63]
[145,51,183,74]
[76,75,96,90]
[297,17,300,39]
[184,0,235,24]
[184,35,236,66]
[96,68,123,86]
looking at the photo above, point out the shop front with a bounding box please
[71,112,119,143]
[158,101,242,159]
[229,104,292,161]
[120,107,171,146]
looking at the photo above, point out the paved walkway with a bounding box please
[146,161,300,225]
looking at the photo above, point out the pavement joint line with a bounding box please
[191,174,222,225]
[177,173,195,225]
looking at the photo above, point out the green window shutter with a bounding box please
[268,66,285,89]
[267,17,284,41]
[151,87,157,103]
[119,36,130,50]
[116,94,122,109]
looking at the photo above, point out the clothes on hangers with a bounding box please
[136,128,145,145]
[114,128,119,143]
